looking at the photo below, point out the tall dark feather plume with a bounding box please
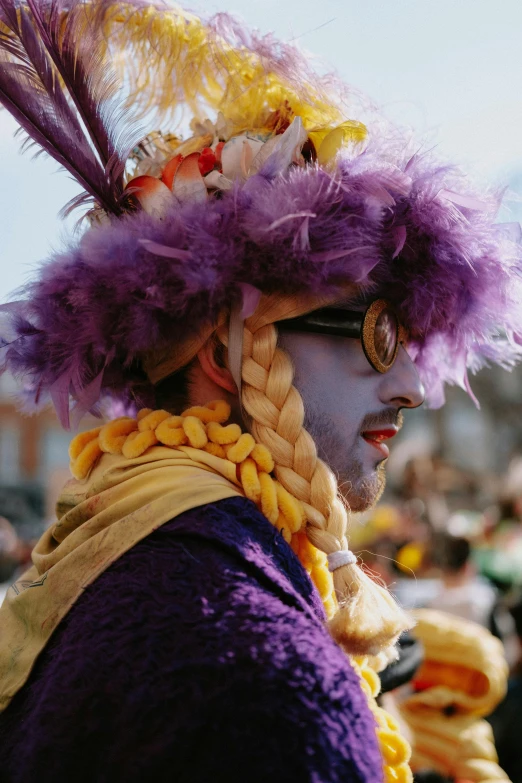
[0,0,142,214]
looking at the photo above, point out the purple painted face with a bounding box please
[277,329,425,512]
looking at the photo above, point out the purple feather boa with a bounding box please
[2,144,522,425]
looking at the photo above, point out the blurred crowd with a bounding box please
[354,452,522,782]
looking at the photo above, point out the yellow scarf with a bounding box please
[0,444,242,713]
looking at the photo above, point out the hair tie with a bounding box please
[327,549,357,571]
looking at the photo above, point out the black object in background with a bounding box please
[378,631,424,694]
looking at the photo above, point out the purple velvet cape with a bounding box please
[0,497,382,783]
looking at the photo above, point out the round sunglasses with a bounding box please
[277,299,408,373]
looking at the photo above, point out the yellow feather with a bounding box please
[100,4,352,136]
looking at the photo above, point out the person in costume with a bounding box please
[0,2,520,781]
[399,609,511,783]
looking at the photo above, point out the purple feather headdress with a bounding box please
[1,0,522,427]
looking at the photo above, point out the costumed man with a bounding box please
[0,2,520,781]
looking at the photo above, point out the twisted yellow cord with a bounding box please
[69,400,411,781]
[69,400,307,557]
[353,656,413,783]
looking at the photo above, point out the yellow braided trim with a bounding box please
[69,400,333,607]
[70,401,411,778]
[353,657,413,783]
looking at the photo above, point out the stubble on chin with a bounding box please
[338,462,387,512]
[304,408,387,512]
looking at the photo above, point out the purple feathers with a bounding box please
[0,0,142,213]
[3,147,522,425]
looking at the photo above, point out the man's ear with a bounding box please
[197,339,236,393]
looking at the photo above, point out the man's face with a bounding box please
[277,329,425,512]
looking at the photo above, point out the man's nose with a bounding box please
[378,345,425,409]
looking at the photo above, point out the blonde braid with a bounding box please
[220,319,412,656]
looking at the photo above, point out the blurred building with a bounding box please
[0,373,76,526]
[389,363,522,476]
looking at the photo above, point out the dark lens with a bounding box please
[374,308,398,366]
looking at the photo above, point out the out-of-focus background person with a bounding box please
[426,533,497,628]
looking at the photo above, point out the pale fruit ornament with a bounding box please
[124,175,176,217]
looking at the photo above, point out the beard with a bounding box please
[337,460,387,512]
[304,408,389,512]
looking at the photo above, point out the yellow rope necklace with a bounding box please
[70,400,412,782]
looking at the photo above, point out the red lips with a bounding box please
[361,426,398,458]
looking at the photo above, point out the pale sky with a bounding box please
[1,0,522,302]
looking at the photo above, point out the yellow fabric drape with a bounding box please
[0,445,242,713]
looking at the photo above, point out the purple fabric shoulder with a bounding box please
[0,496,382,783]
